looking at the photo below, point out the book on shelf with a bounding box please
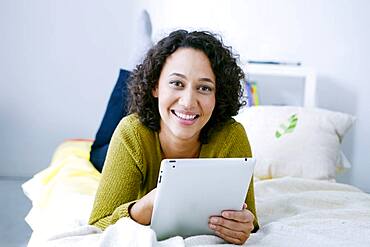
[245,80,260,107]
[247,60,301,66]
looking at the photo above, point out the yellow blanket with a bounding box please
[23,140,101,216]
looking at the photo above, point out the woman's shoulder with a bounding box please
[112,114,159,166]
[202,118,251,157]
[119,113,141,126]
[210,118,247,140]
[115,113,155,139]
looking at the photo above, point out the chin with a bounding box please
[174,133,196,141]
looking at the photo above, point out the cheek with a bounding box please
[204,96,216,115]
[158,93,173,112]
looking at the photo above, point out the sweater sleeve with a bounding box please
[88,117,144,230]
[223,121,260,232]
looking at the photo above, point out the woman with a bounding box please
[89,30,259,245]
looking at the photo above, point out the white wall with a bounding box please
[0,0,143,176]
[145,0,370,191]
[1,0,369,192]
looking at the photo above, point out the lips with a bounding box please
[171,110,200,121]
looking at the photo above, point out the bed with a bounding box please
[22,133,370,247]
[22,11,370,247]
[22,81,370,247]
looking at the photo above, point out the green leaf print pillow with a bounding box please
[235,106,355,180]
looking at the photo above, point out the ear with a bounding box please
[152,86,158,98]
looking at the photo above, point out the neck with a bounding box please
[159,131,201,159]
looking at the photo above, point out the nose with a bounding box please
[178,87,197,109]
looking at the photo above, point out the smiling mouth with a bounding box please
[171,110,200,121]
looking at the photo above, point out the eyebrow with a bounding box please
[169,72,215,84]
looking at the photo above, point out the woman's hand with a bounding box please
[129,188,157,225]
[208,203,254,245]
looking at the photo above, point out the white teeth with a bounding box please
[175,111,197,120]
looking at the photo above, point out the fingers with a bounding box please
[209,219,252,245]
[208,208,255,245]
[209,216,250,233]
[214,228,249,245]
[221,208,254,223]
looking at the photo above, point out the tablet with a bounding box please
[150,157,256,240]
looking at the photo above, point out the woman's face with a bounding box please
[152,48,216,142]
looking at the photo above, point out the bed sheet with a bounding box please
[22,141,370,247]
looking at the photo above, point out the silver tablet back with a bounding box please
[150,157,256,240]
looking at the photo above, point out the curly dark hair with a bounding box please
[127,29,246,143]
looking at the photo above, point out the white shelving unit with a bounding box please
[246,63,317,108]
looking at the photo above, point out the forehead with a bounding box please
[160,48,215,79]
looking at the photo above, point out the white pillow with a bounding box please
[235,106,355,180]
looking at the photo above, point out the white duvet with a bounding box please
[23,173,370,247]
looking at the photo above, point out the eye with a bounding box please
[198,85,213,93]
[169,80,184,88]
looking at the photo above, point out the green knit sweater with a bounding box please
[89,114,259,231]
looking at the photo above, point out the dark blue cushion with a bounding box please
[90,69,131,172]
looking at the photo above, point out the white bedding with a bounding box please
[24,174,370,247]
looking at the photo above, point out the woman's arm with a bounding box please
[129,188,157,225]
[88,118,144,230]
